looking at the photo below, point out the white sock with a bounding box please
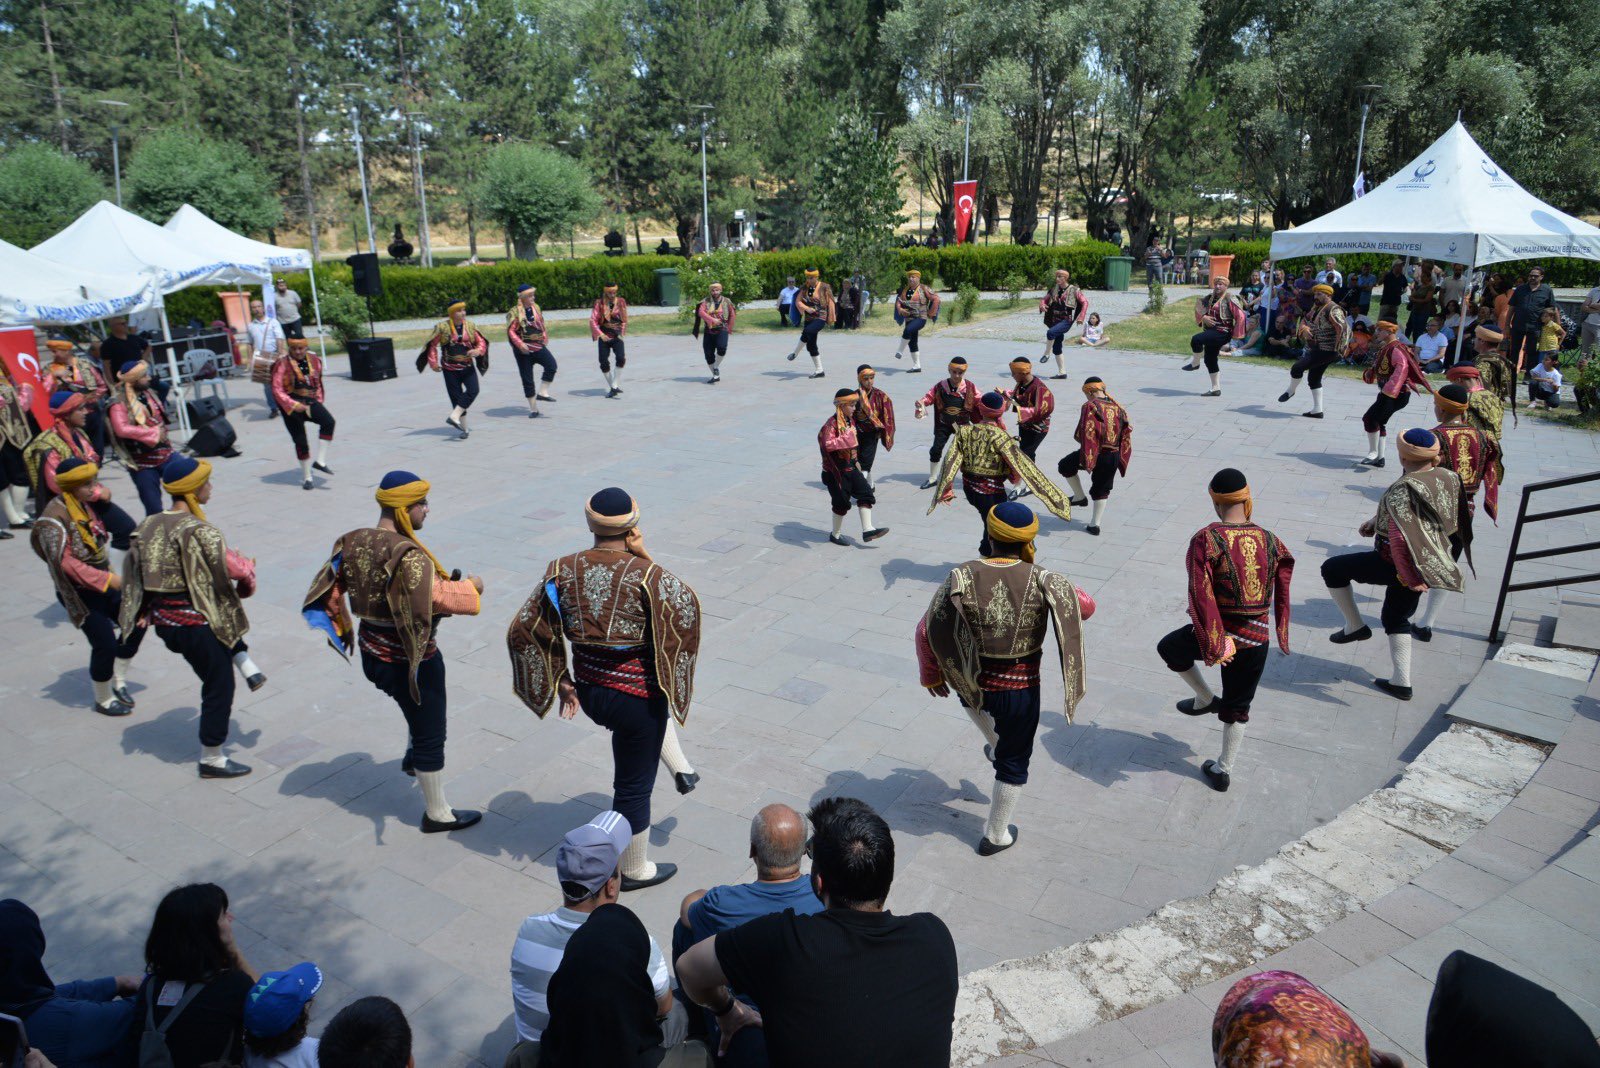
[613,366,623,386]
[712,353,724,371]
[1364,430,1379,457]
[659,720,694,776]
[528,395,539,412]
[1329,585,1365,633]
[1376,434,1386,461]
[1208,371,1221,392]
[1417,588,1448,630]
[1308,387,1324,413]
[1178,667,1215,703]
[1216,722,1244,774]
[113,657,133,689]
[985,780,1022,846]
[416,769,456,822]
[1089,498,1107,528]
[831,512,844,536]
[858,505,875,533]
[605,370,616,389]
[9,485,28,518]
[316,439,331,466]
[896,337,908,356]
[910,353,921,370]
[93,678,114,706]
[1388,632,1413,687]
[538,385,554,399]
[1066,473,1086,499]
[299,459,311,482]
[621,830,656,880]
[1283,375,1299,398]
[964,704,1000,748]
[790,340,804,359]
[232,650,261,679]
[863,469,873,487]
[810,354,822,374]
[1054,353,1065,375]
[929,461,941,483]
[1040,339,1052,360]
[450,405,465,422]
[0,488,23,524]
[200,745,228,768]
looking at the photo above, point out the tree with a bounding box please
[0,144,106,246]
[474,142,599,259]
[815,110,905,290]
[125,127,282,234]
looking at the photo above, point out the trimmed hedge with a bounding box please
[1212,238,1598,287]
[162,240,1128,324]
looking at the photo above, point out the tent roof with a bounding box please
[0,236,161,327]
[31,200,271,293]
[1269,122,1600,266]
[164,204,312,273]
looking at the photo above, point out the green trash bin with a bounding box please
[1103,256,1134,292]
[654,267,681,307]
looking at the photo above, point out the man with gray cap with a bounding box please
[506,810,676,1065]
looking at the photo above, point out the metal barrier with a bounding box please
[1488,470,1600,642]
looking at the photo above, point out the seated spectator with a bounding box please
[1263,304,1303,358]
[673,804,823,1063]
[0,899,138,1068]
[507,811,678,1066]
[676,797,959,1068]
[1426,950,1600,1068]
[125,883,256,1068]
[1417,318,1452,372]
[1340,325,1374,367]
[1075,313,1108,348]
[1528,352,1563,409]
[243,962,323,1068]
[1439,299,1463,341]
[317,995,412,1068]
[1213,970,1403,1067]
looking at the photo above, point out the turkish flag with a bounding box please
[952,181,978,244]
[0,327,53,428]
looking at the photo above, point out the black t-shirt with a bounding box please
[1379,272,1408,305]
[100,334,149,375]
[716,907,957,1068]
[128,969,253,1068]
[1508,283,1555,332]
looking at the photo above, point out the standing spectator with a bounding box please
[273,278,305,340]
[243,963,323,1068]
[1405,266,1438,341]
[676,797,959,1068]
[316,996,411,1068]
[1377,260,1408,324]
[1581,273,1600,358]
[1314,256,1342,289]
[672,804,823,1064]
[835,277,861,330]
[1439,300,1464,342]
[247,299,287,419]
[1292,265,1316,313]
[1506,266,1556,372]
[1104,219,1122,248]
[124,883,256,1068]
[776,277,798,327]
[1238,270,1263,313]
[0,899,138,1068]
[1143,238,1165,285]
[1440,263,1469,309]
[1528,352,1563,409]
[1354,264,1377,316]
[1537,306,1567,362]
[1416,318,1451,372]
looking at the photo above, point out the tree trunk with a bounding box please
[171,13,189,120]
[38,3,68,152]
[513,233,538,259]
[675,215,696,255]
[633,217,643,254]
[1011,188,1039,245]
[466,170,478,258]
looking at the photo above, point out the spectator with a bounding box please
[1292,264,1316,313]
[1417,318,1451,372]
[1377,260,1408,323]
[1076,313,1108,348]
[1263,303,1303,359]
[0,899,138,1068]
[1314,256,1342,289]
[1354,264,1377,315]
[99,316,150,377]
[676,797,958,1068]
[1104,219,1122,248]
[1528,352,1563,409]
[1143,239,1164,285]
[317,996,412,1068]
[274,278,305,340]
[125,883,256,1068]
[1405,266,1438,340]
[1425,950,1600,1068]
[507,811,677,1064]
[672,803,822,1063]
[1213,970,1403,1067]
[1537,305,1566,363]
[243,963,323,1068]
[1439,299,1464,341]
[247,298,287,420]
[776,277,798,328]
[1238,270,1263,312]
[835,278,861,330]
[1340,323,1373,366]
[1440,263,1469,309]
[1506,266,1555,371]
[655,239,674,256]
[1581,273,1600,358]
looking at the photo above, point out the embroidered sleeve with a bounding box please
[1185,532,1228,665]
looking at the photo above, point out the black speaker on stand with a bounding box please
[344,252,393,380]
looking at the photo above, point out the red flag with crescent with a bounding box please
[952,181,977,244]
[0,327,52,427]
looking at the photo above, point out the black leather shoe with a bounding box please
[312,461,334,474]
[786,352,798,361]
[1359,455,1385,467]
[1302,411,1324,419]
[863,527,889,542]
[302,479,313,491]
[93,699,133,717]
[1278,390,1293,403]
[1373,678,1413,701]
[528,410,542,418]
[1411,624,1433,642]
[445,416,463,433]
[0,530,12,540]
[1085,525,1101,536]
[1329,625,1372,644]
[809,371,826,379]
[1202,389,1222,397]
[1068,497,1088,507]
[1201,760,1231,792]
[907,367,922,373]
[828,533,849,546]
[199,759,252,779]
[10,519,33,530]
[983,743,994,764]
[674,771,700,795]
[538,394,557,403]
[422,809,483,833]
[621,863,678,892]
[1177,696,1219,716]
[606,388,621,399]
[246,672,267,692]
[613,385,623,394]
[113,685,135,707]
[1181,363,1198,371]
[921,479,937,490]
[977,827,1018,857]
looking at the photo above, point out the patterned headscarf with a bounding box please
[54,458,101,551]
[1213,971,1375,1067]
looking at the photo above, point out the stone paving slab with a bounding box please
[3,311,1598,1066]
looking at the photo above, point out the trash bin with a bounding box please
[1103,256,1134,292]
[1207,254,1235,286]
[654,267,681,307]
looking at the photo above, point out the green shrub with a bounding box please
[954,284,981,323]
[1145,276,1166,315]
[317,277,371,347]
[0,145,106,247]
[1001,271,1028,307]
[931,241,1121,290]
[679,248,764,321]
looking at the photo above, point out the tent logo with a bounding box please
[1411,160,1436,182]
[1481,159,1500,179]
[1447,242,1458,255]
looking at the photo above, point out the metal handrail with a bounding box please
[1488,470,1600,642]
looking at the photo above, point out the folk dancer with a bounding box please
[1444,360,1507,472]
[852,364,896,487]
[30,458,146,716]
[1057,376,1131,535]
[914,357,979,488]
[1277,283,1349,418]
[1412,383,1501,642]
[1359,321,1432,467]
[915,501,1094,854]
[1157,469,1293,792]
[786,269,834,379]
[1322,428,1463,701]
[23,391,136,569]
[302,471,486,832]
[1039,269,1089,377]
[106,360,172,516]
[508,284,558,415]
[43,336,109,452]
[1002,357,1054,496]
[820,388,890,546]
[419,301,489,438]
[272,338,335,490]
[119,456,264,778]
[928,391,1072,555]
[695,283,737,384]
[1453,326,1515,433]
[507,488,705,890]
[0,358,36,534]
[1184,274,1246,397]
[893,269,941,370]
[591,283,629,398]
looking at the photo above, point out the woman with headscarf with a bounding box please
[1425,950,1600,1068]
[539,903,673,1068]
[1213,970,1403,1067]
[0,899,140,1068]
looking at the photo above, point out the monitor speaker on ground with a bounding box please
[347,337,396,382]
[186,396,227,426]
[346,252,383,297]
[187,415,238,457]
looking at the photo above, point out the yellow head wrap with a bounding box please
[118,360,152,426]
[907,269,921,279]
[374,477,446,575]
[1209,486,1252,521]
[1010,358,1032,374]
[56,461,101,550]
[162,459,213,523]
[804,269,820,280]
[985,504,1040,563]
[46,339,73,353]
[1312,283,1335,296]
[447,301,467,315]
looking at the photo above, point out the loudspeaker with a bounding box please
[188,416,238,457]
[346,252,383,297]
[347,337,397,382]
[186,396,227,426]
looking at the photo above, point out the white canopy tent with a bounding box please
[163,205,326,358]
[0,236,160,327]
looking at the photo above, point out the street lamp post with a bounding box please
[98,100,129,207]
[956,83,981,182]
[556,140,575,259]
[340,84,376,254]
[405,111,433,267]
[692,105,714,254]
[1353,83,1382,198]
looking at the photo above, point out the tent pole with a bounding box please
[307,266,328,360]
[1448,238,1475,371]
[158,301,192,439]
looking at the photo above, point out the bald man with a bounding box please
[671,803,824,1058]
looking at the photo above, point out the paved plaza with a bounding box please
[4,304,1599,1066]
